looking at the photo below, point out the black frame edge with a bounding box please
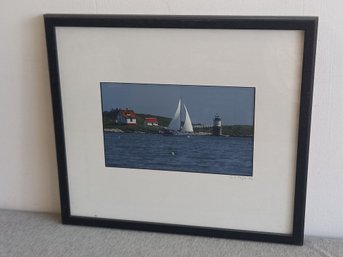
[292,17,318,245]
[44,16,71,222]
[43,14,318,30]
[63,215,298,245]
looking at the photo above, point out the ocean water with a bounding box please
[104,132,253,176]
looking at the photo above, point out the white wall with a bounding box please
[0,0,342,238]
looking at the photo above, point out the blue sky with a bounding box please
[101,82,255,126]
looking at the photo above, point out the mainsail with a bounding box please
[181,104,194,133]
[168,98,194,133]
[168,98,181,131]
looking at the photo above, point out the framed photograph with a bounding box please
[44,14,317,245]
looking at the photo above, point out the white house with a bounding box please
[116,109,137,125]
[144,117,158,126]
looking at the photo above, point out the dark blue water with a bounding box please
[104,132,253,176]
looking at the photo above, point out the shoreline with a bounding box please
[103,128,253,138]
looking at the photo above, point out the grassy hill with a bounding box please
[194,125,253,137]
[102,109,253,137]
[102,109,171,129]
[102,109,172,134]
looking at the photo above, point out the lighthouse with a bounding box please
[212,114,222,136]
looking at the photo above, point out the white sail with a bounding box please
[181,104,194,133]
[168,99,181,131]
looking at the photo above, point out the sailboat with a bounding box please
[166,98,194,135]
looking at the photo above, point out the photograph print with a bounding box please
[101,82,255,176]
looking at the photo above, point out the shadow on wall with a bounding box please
[17,16,60,212]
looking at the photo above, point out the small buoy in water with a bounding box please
[171,151,175,156]
[187,135,191,138]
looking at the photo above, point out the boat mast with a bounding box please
[179,97,182,131]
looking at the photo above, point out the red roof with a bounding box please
[119,109,136,118]
[145,117,158,123]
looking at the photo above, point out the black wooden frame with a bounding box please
[44,14,317,245]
